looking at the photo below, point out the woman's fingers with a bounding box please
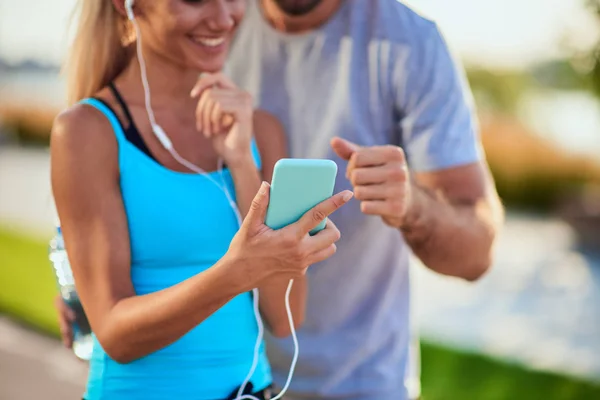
[197,89,246,135]
[305,219,341,252]
[196,90,210,134]
[203,96,215,138]
[192,72,245,137]
[298,220,342,266]
[306,244,337,265]
[291,191,353,238]
[221,113,235,130]
[190,72,237,98]
[210,100,223,135]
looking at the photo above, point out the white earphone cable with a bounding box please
[125,3,299,399]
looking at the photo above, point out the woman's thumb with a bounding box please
[245,181,271,226]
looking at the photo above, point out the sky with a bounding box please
[0,0,598,69]
[405,0,598,68]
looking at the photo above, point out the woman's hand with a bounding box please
[226,182,354,283]
[191,73,254,168]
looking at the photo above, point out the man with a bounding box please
[57,0,503,399]
[226,1,503,399]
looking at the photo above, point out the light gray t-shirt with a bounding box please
[226,1,482,399]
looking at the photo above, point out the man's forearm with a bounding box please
[401,181,503,281]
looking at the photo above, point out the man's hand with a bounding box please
[331,137,412,228]
[332,136,503,281]
[54,295,76,349]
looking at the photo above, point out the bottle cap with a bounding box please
[54,216,62,235]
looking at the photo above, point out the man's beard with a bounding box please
[272,0,324,16]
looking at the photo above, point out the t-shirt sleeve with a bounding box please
[394,23,483,172]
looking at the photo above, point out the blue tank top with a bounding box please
[80,98,272,400]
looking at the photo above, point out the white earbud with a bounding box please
[125,0,135,21]
[123,1,298,399]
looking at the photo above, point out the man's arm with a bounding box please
[393,23,505,280]
[330,17,505,281]
[403,162,503,280]
[331,139,503,281]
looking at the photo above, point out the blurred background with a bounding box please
[1,0,600,399]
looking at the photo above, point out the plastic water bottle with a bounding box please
[49,224,93,361]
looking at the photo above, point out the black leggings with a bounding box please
[224,383,274,400]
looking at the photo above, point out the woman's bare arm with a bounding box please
[51,105,257,363]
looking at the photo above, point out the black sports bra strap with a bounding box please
[100,83,158,163]
[108,82,136,128]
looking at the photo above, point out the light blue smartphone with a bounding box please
[265,158,338,235]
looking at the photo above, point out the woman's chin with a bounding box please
[186,40,230,73]
[193,60,227,74]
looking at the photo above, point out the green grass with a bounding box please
[420,343,600,400]
[0,227,60,336]
[1,227,600,399]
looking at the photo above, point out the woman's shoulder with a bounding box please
[51,95,121,145]
[51,100,120,172]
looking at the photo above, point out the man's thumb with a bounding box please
[245,181,271,226]
[331,137,360,161]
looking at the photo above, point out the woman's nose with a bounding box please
[206,0,236,32]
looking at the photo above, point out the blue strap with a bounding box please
[250,139,263,170]
[80,98,127,144]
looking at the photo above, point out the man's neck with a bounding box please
[261,0,343,33]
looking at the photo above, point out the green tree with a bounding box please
[465,68,531,114]
[587,0,600,96]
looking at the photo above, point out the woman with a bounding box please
[51,0,352,399]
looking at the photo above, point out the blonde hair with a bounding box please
[63,1,133,105]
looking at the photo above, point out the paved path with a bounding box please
[0,317,87,400]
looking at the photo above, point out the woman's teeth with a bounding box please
[192,37,225,47]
